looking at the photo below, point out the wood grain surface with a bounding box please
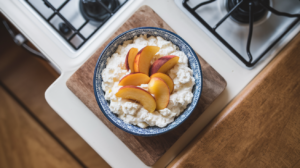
[0,18,110,168]
[66,6,226,166]
[0,86,83,168]
[167,33,300,168]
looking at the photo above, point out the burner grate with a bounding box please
[25,0,128,50]
[183,0,300,67]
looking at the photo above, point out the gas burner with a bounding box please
[227,0,269,24]
[180,0,300,68]
[79,0,120,22]
[24,0,128,50]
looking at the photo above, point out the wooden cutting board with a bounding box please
[66,5,226,166]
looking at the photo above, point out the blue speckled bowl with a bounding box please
[93,27,202,136]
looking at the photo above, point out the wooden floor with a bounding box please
[0,18,110,168]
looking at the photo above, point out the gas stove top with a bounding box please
[23,0,129,55]
[175,0,300,68]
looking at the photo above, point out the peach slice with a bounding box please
[150,73,174,93]
[134,46,160,76]
[115,86,156,113]
[150,55,179,75]
[148,77,170,110]
[125,48,138,72]
[118,73,150,86]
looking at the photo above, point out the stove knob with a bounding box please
[59,23,71,35]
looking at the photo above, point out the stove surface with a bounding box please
[175,0,300,68]
[23,0,128,53]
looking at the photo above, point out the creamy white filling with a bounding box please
[101,35,195,128]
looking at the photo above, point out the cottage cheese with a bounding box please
[101,35,195,128]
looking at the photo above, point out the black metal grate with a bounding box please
[25,0,128,50]
[183,0,300,67]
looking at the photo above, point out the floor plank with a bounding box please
[0,17,110,168]
[0,86,82,168]
[167,33,300,168]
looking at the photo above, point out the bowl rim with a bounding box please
[93,27,203,136]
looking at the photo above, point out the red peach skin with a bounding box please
[150,55,179,75]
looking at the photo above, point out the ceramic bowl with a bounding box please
[93,27,202,136]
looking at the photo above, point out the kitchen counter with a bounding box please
[1,0,299,167]
[168,32,300,168]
